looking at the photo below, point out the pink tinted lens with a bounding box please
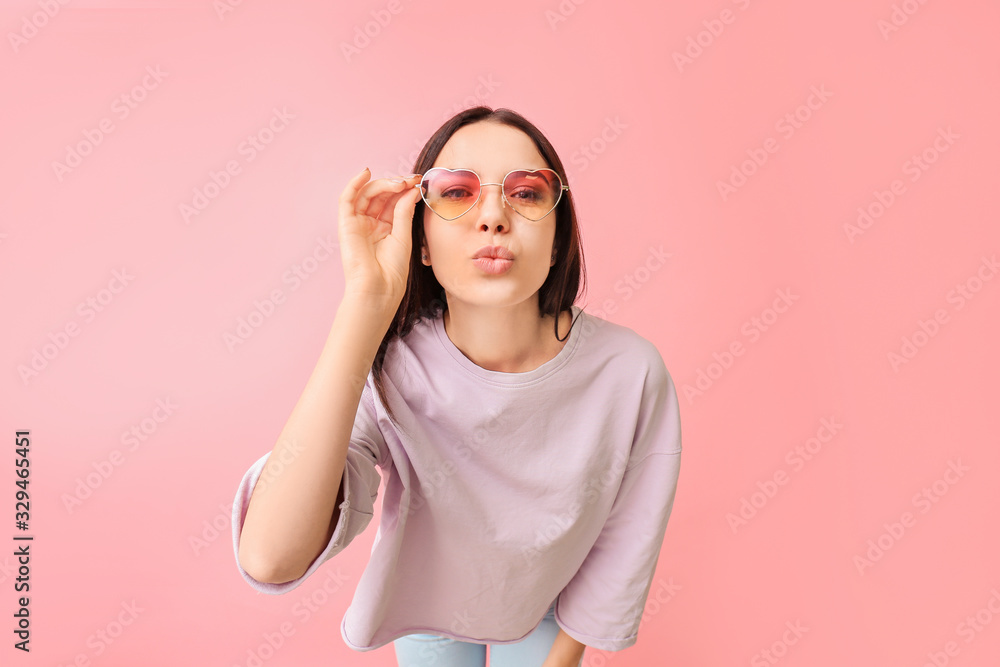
[503,170,561,220]
[421,169,481,220]
[420,168,563,220]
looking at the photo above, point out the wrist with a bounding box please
[340,291,399,318]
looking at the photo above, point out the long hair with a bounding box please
[370,106,588,427]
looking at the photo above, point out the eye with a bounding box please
[440,186,474,200]
[509,187,544,201]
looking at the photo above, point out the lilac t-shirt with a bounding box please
[231,304,682,652]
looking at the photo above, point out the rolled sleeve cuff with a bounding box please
[231,450,375,595]
[553,612,639,652]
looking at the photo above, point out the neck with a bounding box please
[443,299,570,373]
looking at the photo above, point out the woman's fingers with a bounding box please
[336,168,424,301]
[338,167,371,221]
[354,179,401,218]
[374,174,423,223]
[354,174,420,220]
[388,183,420,247]
[367,186,406,223]
[338,169,423,248]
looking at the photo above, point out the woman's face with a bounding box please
[421,121,559,311]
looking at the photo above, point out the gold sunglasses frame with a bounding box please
[418,167,570,221]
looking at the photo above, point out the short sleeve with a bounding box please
[555,353,683,651]
[231,374,388,595]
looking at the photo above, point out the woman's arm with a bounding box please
[542,627,586,667]
[237,296,393,583]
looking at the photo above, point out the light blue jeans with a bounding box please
[393,600,584,667]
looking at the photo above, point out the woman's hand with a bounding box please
[541,627,586,667]
[337,167,423,310]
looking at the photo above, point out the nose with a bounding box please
[474,182,509,232]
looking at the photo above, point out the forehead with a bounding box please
[433,121,548,175]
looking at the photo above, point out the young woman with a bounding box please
[232,107,683,667]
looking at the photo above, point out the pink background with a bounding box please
[2,0,998,665]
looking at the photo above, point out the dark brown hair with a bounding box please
[370,106,588,427]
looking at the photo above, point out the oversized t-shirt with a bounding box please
[231,304,682,652]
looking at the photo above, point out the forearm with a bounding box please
[237,296,392,583]
[542,627,586,667]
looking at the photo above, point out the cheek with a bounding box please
[421,217,443,250]
[424,228,463,262]
[520,246,555,271]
